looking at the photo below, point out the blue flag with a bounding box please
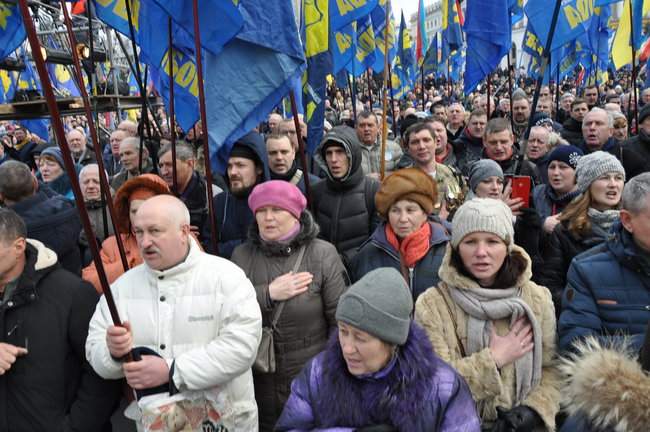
[524,0,599,51]
[346,15,377,77]
[422,33,438,76]
[509,0,524,25]
[0,4,26,60]
[332,23,355,74]
[49,64,81,97]
[465,0,510,93]
[330,0,378,31]
[204,0,306,172]
[442,0,463,53]
[371,0,396,72]
[22,119,50,142]
[396,11,415,71]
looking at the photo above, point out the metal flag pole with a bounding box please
[18,0,123,325]
[420,63,425,110]
[366,69,373,108]
[167,17,178,195]
[520,0,563,174]
[289,91,312,210]
[486,73,491,118]
[191,0,219,255]
[555,63,560,122]
[507,54,515,133]
[629,1,640,130]
[59,0,129,272]
[387,62,398,138]
[380,0,391,180]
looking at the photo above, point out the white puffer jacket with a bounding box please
[86,237,262,430]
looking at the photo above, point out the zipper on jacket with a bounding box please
[408,267,414,291]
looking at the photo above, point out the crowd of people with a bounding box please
[1,66,650,432]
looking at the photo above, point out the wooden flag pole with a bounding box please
[167,17,178,195]
[380,0,391,180]
[289,91,312,210]
[629,1,640,130]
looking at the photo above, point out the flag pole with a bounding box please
[192,0,219,255]
[486,73,491,118]
[555,63,560,122]
[387,62,398,138]
[520,0,563,174]
[289,91,312,209]
[167,17,178,195]
[59,0,129,272]
[447,59,451,99]
[629,1,639,130]
[352,74,358,120]
[18,0,123,325]
[507,54,515,133]
[366,69,373,109]
[380,0,391,180]
[420,63,425,110]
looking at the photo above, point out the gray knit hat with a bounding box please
[575,151,625,194]
[451,198,514,250]
[335,268,412,345]
[469,159,504,193]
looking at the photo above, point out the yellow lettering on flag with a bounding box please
[305,0,329,57]
[335,32,353,54]
[336,0,367,16]
[55,65,72,83]
[97,0,141,32]
[441,0,448,31]
[0,5,12,30]
[0,70,11,94]
[563,0,597,30]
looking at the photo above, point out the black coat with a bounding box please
[453,129,483,177]
[561,117,583,146]
[10,187,82,275]
[312,126,380,266]
[0,242,120,432]
[620,131,650,176]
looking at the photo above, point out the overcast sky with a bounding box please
[391,0,421,21]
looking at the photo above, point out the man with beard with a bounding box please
[561,98,589,146]
[266,133,319,195]
[454,108,488,176]
[511,91,531,141]
[159,142,221,248]
[209,132,269,258]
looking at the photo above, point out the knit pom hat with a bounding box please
[375,167,437,217]
[547,145,583,170]
[575,151,625,194]
[468,159,504,193]
[336,267,413,346]
[248,180,306,219]
[451,198,515,250]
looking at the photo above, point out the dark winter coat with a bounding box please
[209,132,270,258]
[179,171,211,243]
[10,188,82,274]
[558,222,650,352]
[532,184,582,221]
[623,129,650,172]
[0,241,121,432]
[537,220,611,317]
[7,140,38,170]
[529,152,551,185]
[231,212,348,431]
[275,323,480,432]
[312,126,380,265]
[453,129,483,177]
[578,137,647,179]
[269,160,321,197]
[349,221,449,302]
[560,117,583,146]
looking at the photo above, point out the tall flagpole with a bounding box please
[289,91,312,209]
[59,0,129,272]
[167,17,178,195]
[387,62,398,138]
[629,1,639,130]
[555,64,560,122]
[192,0,219,254]
[366,69,373,109]
[380,0,391,180]
[507,54,515,133]
[18,0,123,325]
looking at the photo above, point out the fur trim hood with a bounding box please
[438,243,533,290]
[248,210,319,257]
[560,337,650,432]
[26,238,57,271]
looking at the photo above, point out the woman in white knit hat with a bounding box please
[415,198,560,431]
[536,151,625,316]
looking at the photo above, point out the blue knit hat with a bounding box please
[547,145,583,170]
[40,147,65,168]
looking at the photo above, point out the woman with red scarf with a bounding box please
[349,167,450,302]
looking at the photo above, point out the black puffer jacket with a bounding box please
[312,126,380,265]
[454,129,483,177]
[10,186,82,274]
[561,117,583,146]
[0,241,121,432]
[231,212,348,430]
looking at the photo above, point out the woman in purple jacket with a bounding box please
[275,267,480,432]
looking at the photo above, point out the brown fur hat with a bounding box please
[375,167,437,217]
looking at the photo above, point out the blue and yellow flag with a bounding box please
[332,23,355,74]
[612,0,648,69]
[441,0,463,54]
[0,3,26,61]
[48,64,81,97]
[330,0,378,31]
[509,0,524,25]
[345,15,377,77]
[396,11,414,72]
[371,0,396,72]
[464,0,510,93]
[422,33,438,76]
[204,0,306,172]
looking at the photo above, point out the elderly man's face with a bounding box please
[448,104,464,125]
[621,197,650,253]
[582,111,612,150]
[561,96,575,111]
[119,142,140,172]
[80,166,101,201]
[526,127,550,160]
[67,130,86,153]
[110,131,126,157]
[133,200,190,271]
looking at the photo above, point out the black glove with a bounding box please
[496,406,544,432]
[517,207,542,229]
[356,425,397,432]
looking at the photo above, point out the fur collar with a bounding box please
[315,323,439,430]
[560,337,650,432]
[438,243,532,291]
[248,211,319,257]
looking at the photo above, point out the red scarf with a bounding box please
[435,143,453,164]
[385,222,431,269]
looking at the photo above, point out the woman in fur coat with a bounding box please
[231,180,348,431]
[415,199,560,431]
[276,267,480,432]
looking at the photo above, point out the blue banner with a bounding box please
[330,0,378,31]
[370,0,396,72]
[0,4,26,60]
[524,0,600,51]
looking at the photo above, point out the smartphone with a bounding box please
[505,175,531,208]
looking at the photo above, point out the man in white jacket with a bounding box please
[86,195,262,430]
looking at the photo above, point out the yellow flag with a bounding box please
[304,0,329,58]
[612,0,650,69]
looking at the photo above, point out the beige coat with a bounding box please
[415,245,560,431]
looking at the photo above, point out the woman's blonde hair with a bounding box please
[559,191,592,238]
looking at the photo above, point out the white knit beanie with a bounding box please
[575,151,626,194]
[451,198,515,250]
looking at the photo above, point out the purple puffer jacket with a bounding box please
[275,322,480,432]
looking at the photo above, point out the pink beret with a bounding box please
[248,180,307,219]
